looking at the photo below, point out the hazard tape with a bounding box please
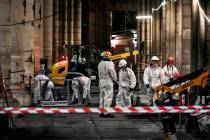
[0,105,210,114]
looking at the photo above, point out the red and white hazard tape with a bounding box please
[0,105,210,114]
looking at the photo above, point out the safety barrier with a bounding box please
[0,105,210,114]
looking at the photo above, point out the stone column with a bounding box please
[206,0,210,68]
[34,0,42,73]
[141,0,146,70]
[70,0,82,45]
[182,0,192,74]
[161,1,166,65]
[10,0,34,90]
[43,0,53,67]
[197,0,205,69]
[0,0,11,79]
[53,0,60,63]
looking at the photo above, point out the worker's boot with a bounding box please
[131,95,134,106]
[70,98,78,105]
[165,134,177,140]
[136,97,140,106]
[37,100,41,106]
[82,99,86,104]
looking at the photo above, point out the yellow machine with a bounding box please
[51,60,68,86]
[154,68,209,99]
[111,50,139,60]
[51,45,139,86]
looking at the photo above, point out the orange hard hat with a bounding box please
[167,56,175,64]
[101,51,112,58]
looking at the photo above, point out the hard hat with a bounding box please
[167,56,175,64]
[151,56,159,61]
[101,51,112,58]
[174,73,182,79]
[118,59,127,67]
[47,81,54,89]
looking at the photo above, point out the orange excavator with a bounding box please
[154,68,209,140]
[155,68,209,100]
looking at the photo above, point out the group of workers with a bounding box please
[33,50,181,110]
[97,51,182,118]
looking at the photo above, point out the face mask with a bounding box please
[120,65,127,70]
[151,61,158,67]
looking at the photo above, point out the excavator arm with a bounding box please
[111,50,139,60]
[155,68,209,99]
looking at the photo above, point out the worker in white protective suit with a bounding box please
[34,71,54,106]
[143,56,164,105]
[70,75,92,106]
[162,56,179,83]
[98,51,117,118]
[162,56,184,103]
[116,59,136,107]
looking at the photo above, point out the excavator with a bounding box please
[154,67,210,140]
[51,44,139,86]
[154,67,209,100]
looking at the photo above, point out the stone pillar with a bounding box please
[64,0,70,56]
[43,0,53,67]
[155,0,161,63]
[197,0,205,69]
[146,0,151,64]
[10,0,34,90]
[176,0,183,71]
[141,0,146,70]
[53,0,60,63]
[9,0,33,106]
[0,0,11,79]
[182,0,192,74]
[34,0,42,74]
[70,0,82,45]
[161,1,166,65]
[206,0,210,68]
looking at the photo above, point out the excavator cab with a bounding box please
[51,45,100,86]
[67,45,99,82]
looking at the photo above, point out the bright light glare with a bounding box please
[197,0,210,23]
[152,0,166,13]
[161,0,166,6]
[136,15,152,20]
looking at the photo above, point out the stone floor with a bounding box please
[0,113,205,140]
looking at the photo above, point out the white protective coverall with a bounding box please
[71,76,91,102]
[98,60,117,109]
[34,74,54,104]
[162,65,179,83]
[162,64,181,101]
[143,65,164,105]
[116,67,136,107]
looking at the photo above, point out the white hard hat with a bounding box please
[47,81,54,89]
[151,56,159,61]
[118,59,127,67]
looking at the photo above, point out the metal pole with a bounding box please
[67,79,70,104]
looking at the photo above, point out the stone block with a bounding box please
[182,17,191,28]
[182,0,191,5]
[183,29,191,40]
[182,6,192,16]
[181,65,191,74]
[206,28,210,40]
